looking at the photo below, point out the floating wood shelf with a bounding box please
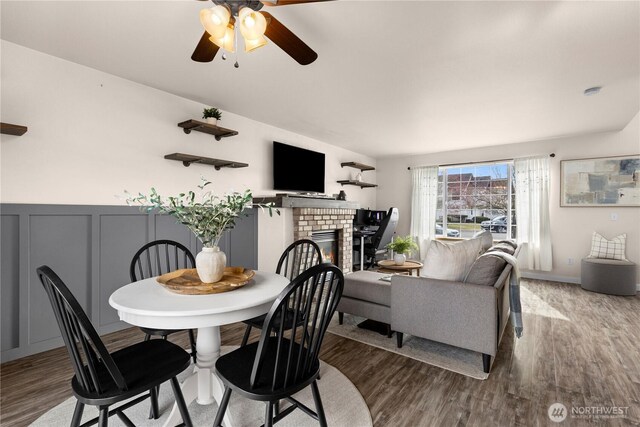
[178,119,239,141]
[1,122,28,136]
[337,180,378,189]
[165,153,248,170]
[341,162,375,172]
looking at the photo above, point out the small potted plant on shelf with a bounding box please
[125,178,278,283]
[386,235,418,265]
[202,107,222,126]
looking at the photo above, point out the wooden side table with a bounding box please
[377,260,423,276]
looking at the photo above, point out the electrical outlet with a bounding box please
[567,258,575,265]
[610,213,619,221]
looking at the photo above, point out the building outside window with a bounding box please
[436,162,516,239]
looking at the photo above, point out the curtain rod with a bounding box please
[407,153,555,170]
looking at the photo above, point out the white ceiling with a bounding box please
[2,1,639,158]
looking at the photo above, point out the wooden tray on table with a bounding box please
[156,267,255,295]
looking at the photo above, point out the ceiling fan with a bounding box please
[192,0,334,65]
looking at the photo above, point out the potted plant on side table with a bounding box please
[126,178,278,283]
[386,235,418,265]
[202,107,222,126]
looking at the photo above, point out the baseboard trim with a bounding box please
[521,272,640,292]
[520,271,581,285]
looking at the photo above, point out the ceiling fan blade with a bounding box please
[191,31,219,63]
[262,12,317,65]
[261,0,335,6]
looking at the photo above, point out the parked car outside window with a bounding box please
[480,216,509,233]
[435,224,460,237]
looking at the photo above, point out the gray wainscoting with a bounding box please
[0,204,257,362]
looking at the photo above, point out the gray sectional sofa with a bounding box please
[338,240,520,374]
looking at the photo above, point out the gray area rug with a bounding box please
[31,346,372,427]
[328,314,489,380]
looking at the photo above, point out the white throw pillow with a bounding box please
[588,232,628,261]
[421,238,483,281]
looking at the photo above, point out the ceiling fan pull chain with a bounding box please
[234,22,240,68]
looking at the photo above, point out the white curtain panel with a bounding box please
[514,156,553,271]
[410,166,439,258]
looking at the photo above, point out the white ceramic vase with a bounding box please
[393,253,406,265]
[196,246,226,283]
[205,118,218,126]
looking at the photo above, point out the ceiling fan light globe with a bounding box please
[209,24,235,53]
[199,5,230,39]
[239,8,267,40]
[244,35,267,52]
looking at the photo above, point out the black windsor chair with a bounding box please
[213,263,344,427]
[129,239,198,418]
[37,265,193,427]
[240,239,322,346]
[129,240,198,362]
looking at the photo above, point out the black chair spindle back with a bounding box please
[250,263,344,391]
[130,239,195,282]
[37,266,127,395]
[276,239,322,281]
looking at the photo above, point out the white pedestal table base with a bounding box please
[163,326,234,427]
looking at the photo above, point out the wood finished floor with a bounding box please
[1,279,639,426]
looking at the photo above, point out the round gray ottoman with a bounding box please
[581,258,637,296]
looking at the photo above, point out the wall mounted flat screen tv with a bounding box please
[273,141,325,193]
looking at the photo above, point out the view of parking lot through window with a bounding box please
[436,162,516,240]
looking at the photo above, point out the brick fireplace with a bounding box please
[292,208,356,273]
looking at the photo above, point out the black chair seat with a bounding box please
[139,327,184,338]
[217,339,319,401]
[72,339,191,405]
[243,308,304,331]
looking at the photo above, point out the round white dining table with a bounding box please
[109,271,290,427]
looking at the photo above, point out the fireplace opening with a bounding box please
[311,231,339,265]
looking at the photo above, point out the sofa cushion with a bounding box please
[421,238,482,281]
[464,254,508,286]
[343,271,390,307]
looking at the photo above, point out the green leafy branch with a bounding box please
[125,178,278,248]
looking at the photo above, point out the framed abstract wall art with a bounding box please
[561,155,640,207]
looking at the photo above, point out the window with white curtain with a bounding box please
[436,162,516,240]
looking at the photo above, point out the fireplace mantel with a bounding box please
[254,195,359,210]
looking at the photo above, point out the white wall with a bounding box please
[376,113,640,283]
[0,41,377,269]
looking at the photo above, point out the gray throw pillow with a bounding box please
[464,254,507,286]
